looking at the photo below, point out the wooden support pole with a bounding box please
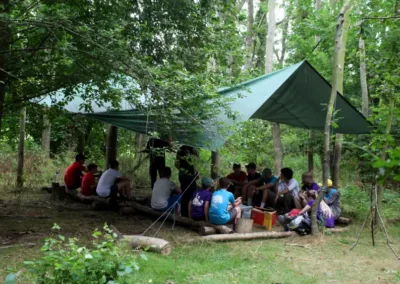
[42,113,51,157]
[16,107,26,188]
[105,125,118,168]
[211,150,220,179]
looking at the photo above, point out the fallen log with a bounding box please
[121,202,208,230]
[328,227,349,233]
[110,225,171,255]
[199,226,216,236]
[335,217,352,226]
[199,225,234,236]
[121,235,171,255]
[198,231,296,242]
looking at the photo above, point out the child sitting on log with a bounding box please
[64,153,87,190]
[299,172,320,207]
[96,160,132,201]
[151,167,182,213]
[209,178,242,229]
[188,177,213,221]
[80,163,98,197]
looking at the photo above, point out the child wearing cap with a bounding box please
[322,179,341,220]
[189,177,213,221]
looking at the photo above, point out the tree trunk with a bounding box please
[42,114,51,157]
[376,0,400,226]
[265,0,276,74]
[314,0,321,43]
[307,131,314,172]
[331,6,351,189]
[135,132,143,163]
[271,122,283,175]
[359,37,369,117]
[0,0,10,135]
[211,150,220,179]
[77,130,85,154]
[315,1,352,235]
[245,0,254,69]
[265,0,283,175]
[16,107,26,188]
[308,0,321,173]
[105,125,118,169]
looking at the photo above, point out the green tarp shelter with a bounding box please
[44,60,372,150]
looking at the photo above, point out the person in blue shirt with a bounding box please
[322,179,341,220]
[243,168,278,208]
[209,178,242,228]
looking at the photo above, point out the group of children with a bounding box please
[64,151,341,232]
[149,162,341,231]
[63,154,132,202]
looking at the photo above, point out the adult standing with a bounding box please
[145,137,170,189]
[175,145,199,217]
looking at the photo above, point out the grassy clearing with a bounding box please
[1,193,400,284]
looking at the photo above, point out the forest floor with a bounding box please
[1,190,400,284]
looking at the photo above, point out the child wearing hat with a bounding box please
[188,177,214,221]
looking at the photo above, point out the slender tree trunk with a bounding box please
[376,0,399,225]
[265,0,276,73]
[135,132,143,162]
[313,1,351,235]
[308,0,321,173]
[42,114,51,157]
[77,131,85,154]
[265,0,283,175]
[245,0,254,69]
[105,125,118,169]
[0,0,10,135]
[308,131,314,172]
[16,107,26,188]
[359,37,369,117]
[331,6,351,189]
[211,151,220,179]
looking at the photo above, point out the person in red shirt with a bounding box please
[64,154,87,190]
[226,163,247,198]
[80,163,98,196]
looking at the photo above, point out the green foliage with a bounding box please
[24,224,141,284]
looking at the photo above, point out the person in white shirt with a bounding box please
[151,167,182,212]
[274,167,300,214]
[96,160,132,201]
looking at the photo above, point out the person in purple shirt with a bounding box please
[188,177,213,221]
[298,191,334,228]
[299,172,320,207]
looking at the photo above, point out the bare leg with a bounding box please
[117,180,132,200]
[247,185,256,206]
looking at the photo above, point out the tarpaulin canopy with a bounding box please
[43,60,372,150]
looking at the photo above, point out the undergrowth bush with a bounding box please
[21,224,142,284]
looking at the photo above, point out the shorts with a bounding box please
[107,184,119,198]
[229,208,238,222]
[192,215,206,221]
[153,194,181,212]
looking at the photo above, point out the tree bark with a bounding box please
[331,6,351,189]
[245,0,254,69]
[105,125,118,169]
[359,37,369,117]
[308,131,314,172]
[265,0,283,175]
[308,0,321,173]
[315,1,352,235]
[211,150,220,179]
[0,0,10,135]
[200,231,295,242]
[120,235,171,255]
[16,108,26,188]
[42,114,51,157]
